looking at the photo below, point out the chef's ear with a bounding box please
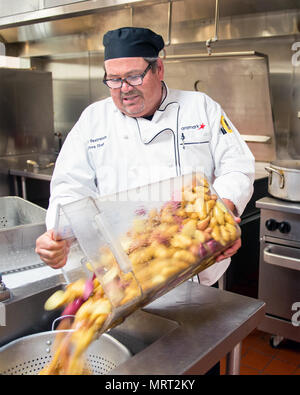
[156,58,164,81]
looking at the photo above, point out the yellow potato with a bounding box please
[132,218,147,233]
[89,299,112,321]
[220,225,231,242]
[181,219,197,237]
[209,216,218,228]
[197,217,210,231]
[170,233,192,248]
[149,274,167,287]
[206,199,216,213]
[225,212,236,225]
[183,190,197,202]
[225,223,237,240]
[194,229,206,243]
[213,205,225,225]
[194,198,207,220]
[44,290,66,311]
[173,250,196,264]
[194,185,207,198]
[211,225,221,242]
[216,200,228,213]
[153,244,175,259]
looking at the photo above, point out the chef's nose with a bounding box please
[120,80,134,92]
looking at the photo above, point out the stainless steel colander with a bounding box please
[0,330,131,375]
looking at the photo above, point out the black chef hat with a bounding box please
[103,27,164,61]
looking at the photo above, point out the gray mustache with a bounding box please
[121,90,142,99]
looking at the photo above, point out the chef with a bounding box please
[36,26,255,287]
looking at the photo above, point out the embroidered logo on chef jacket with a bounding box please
[220,116,233,135]
[180,122,209,149]
[181,123,206,131]
[87,135,107,150]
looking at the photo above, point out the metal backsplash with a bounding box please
[30,36,296,161]
[0,1,299,160]
[0,68,55,156]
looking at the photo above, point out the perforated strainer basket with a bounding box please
[0,330,131,375]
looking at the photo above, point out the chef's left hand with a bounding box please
[215,198,241,262]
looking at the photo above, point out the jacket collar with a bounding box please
[136,82,180,144]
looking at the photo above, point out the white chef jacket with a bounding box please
[46,83,255,285]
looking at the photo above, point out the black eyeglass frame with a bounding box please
[103,63,152,89]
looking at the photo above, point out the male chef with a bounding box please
[36,26,255,287]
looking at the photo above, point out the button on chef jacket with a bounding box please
[46,83,255,286]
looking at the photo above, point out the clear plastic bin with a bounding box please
[55,172,240,328]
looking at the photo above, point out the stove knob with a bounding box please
[265,219,278,231]
[278,221,291,234]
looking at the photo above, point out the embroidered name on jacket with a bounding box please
[88,135,107,150]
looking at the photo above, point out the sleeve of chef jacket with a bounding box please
[206,95,255,217]
[46,109,99,230]
[197,95,255,287]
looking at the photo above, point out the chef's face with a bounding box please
[104,57,164,117]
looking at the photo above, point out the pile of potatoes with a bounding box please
[41,175,239,374]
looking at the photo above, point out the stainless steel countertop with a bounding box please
[110,281,266,375]
[9,167,53,182]
[256,196,300,215]
[1,275,265,374]
[0,154,56,181]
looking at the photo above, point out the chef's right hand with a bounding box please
[35,229,70,269]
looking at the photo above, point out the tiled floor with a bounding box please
[220,329,300,375]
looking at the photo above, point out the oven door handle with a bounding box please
[263,246,300,271]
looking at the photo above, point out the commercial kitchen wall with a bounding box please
[1,3,300,159]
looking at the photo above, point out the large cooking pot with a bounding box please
[265,160,300,202]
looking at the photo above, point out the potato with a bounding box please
[194,198,207,220]
[216,200,227,212]
[225,212,236,225]
[209,216,218,228]
[213,205,225,225]
[181,219,197,237]
[183,190,197,202]
[197,217,210,231]
[211,225,221,242]
[206,199,216,213]
[170,233,192,248]
[225,223,238,240]
[173,250,196,264]
[194,229,206,243]
[220,225,231,242]
[44,290,66,311]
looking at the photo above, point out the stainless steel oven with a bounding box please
[256,197,300,346]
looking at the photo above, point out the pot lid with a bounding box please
[271,160,300,171]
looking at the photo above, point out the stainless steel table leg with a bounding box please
[13,175,19,196]
[21,176,27,200]
[226,342,242,375]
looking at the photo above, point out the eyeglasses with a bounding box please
[103,63,152,89]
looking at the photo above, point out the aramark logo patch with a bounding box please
[181,123,205,131]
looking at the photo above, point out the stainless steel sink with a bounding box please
[0,275,63,347]
[0,279,266,375]
[0,276,179,356]
[109,309,179,355]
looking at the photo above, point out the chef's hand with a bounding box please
[35,229,70,269]
[215,198,241,262]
